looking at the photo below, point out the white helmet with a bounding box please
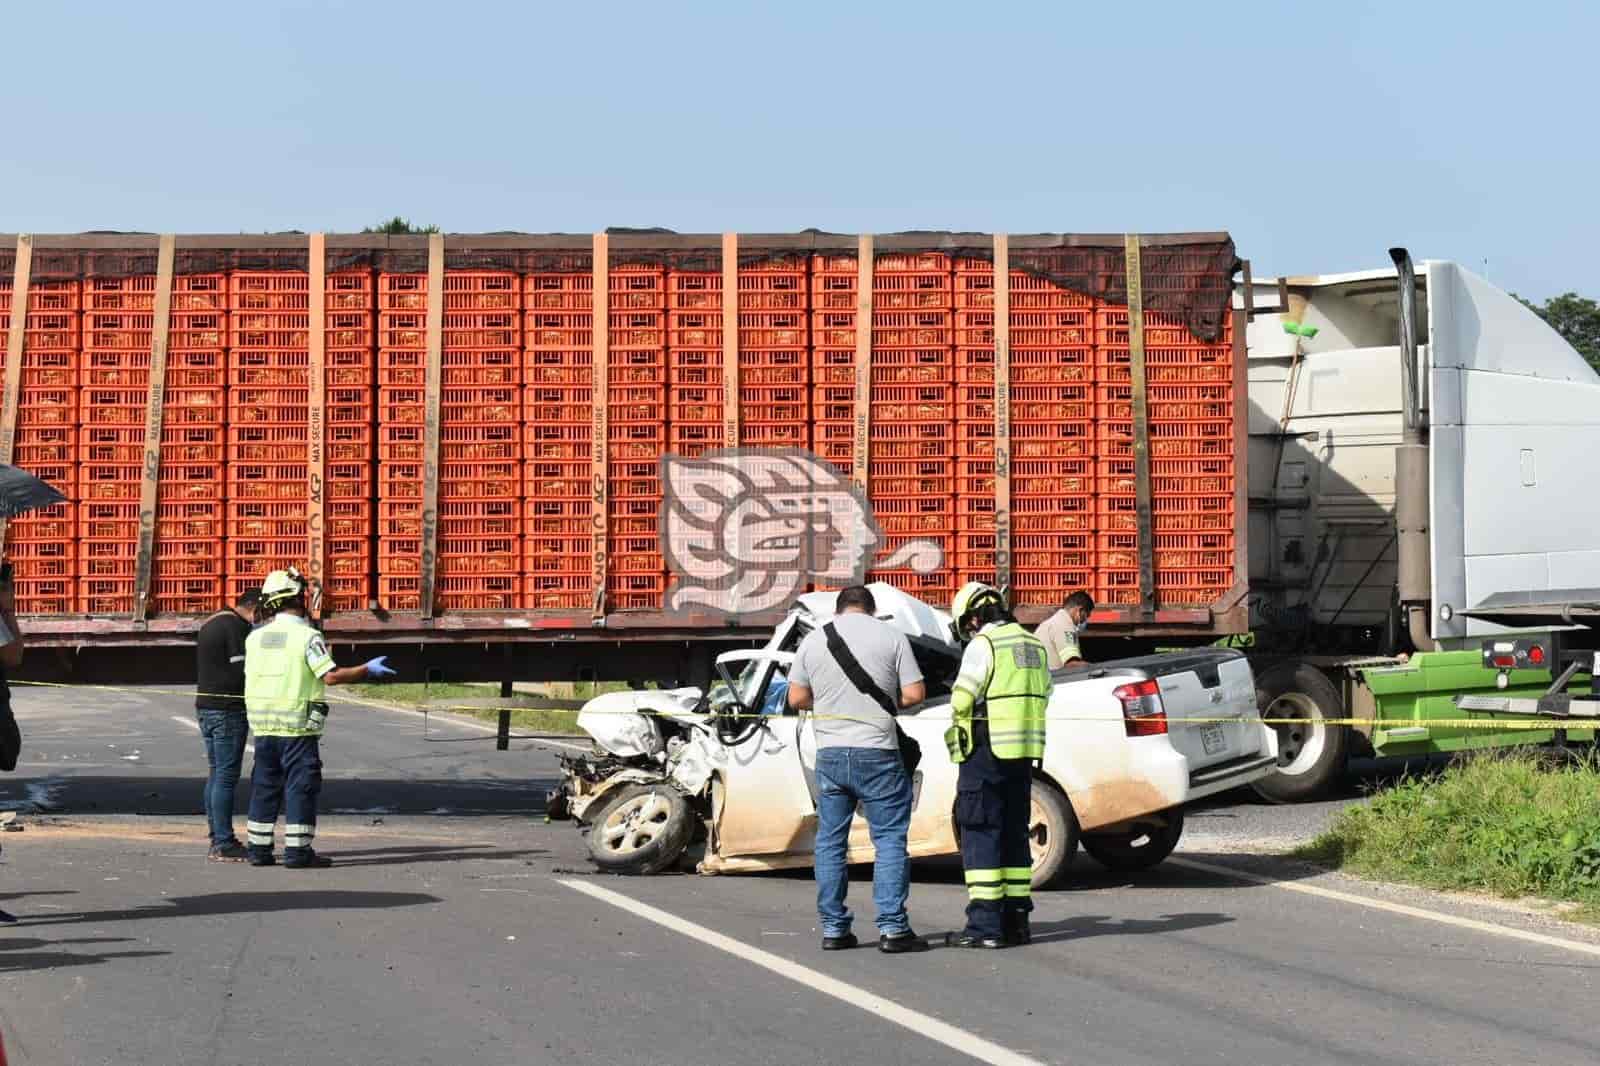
[260,567,307,610]
[949,581,1006,643]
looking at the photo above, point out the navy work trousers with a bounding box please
[955,742,1034,939]
[246,735,323,860]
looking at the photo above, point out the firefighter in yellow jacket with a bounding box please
[244,569,394,869]
[943,582,1052,948]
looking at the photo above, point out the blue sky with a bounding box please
[3,1,1594,300]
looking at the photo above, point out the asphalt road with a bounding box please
[3,686,1598,1066]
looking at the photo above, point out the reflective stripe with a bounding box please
[968,884,1006,901]
[1003,883,1031,899]
[949,634,997,721]
[964,868,1003,885]
[1001,867,1032,881]
[246,820,276,834]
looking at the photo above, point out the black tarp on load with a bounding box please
[2,230,1238,342]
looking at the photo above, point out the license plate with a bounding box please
[1199,722,1228,757]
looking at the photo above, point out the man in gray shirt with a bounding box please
[788,585,927,954]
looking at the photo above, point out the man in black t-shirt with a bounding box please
[195,590,259,861]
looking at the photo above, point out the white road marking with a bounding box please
[169,715,255,756]
[1170,857,1600,960]
[334,700,591,752]
[558,878,1047,1066]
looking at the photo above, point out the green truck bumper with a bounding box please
[1361,651,1595,756]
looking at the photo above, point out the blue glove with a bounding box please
[363,656,395,679]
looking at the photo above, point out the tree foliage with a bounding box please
[362,216,440,235]
[1515,292,1600,371]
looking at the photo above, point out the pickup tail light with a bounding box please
[1115,679,1168,737]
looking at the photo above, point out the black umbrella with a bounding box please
[0,464,67,519]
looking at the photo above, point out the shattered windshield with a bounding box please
[706,657,772,711]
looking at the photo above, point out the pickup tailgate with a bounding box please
[1148,649,1263,770]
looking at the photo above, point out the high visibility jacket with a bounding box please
[946,621,1051,761]
[245,614,336,737]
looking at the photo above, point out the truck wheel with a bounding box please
[1251,661,1349,803]
[1081,809,1184,872]
[1028,777,1080,890]
[585,784,694,875]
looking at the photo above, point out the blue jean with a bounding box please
[813,746,914,937]
[197,709,249,847]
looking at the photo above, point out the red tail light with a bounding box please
[1528,644,1546,666]
[1115,679,1168,737]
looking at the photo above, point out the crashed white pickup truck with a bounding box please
[551,584,1278,886]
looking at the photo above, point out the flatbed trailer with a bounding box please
[2,229,1247,685]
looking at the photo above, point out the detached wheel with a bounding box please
[585,784,693,875]
[1081,809,1184,872]
[1028,777,1079,890]
[1251,661,1349,803]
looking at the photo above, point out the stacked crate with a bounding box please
[0,277,79,614]
[953,260,1098,606]
[378,271,521,611]
[665,255,811,458]
[737,255,811,452]
[867,253,956,602]
[1094,307,1235,606]
[808,253,859,478]
[605,263,668,609]
[228,270,374,610]
[522,262,593,610]
[665,264,723,460]
[76,274,227,614]
[662,255,814,587]
[951,260,997,585]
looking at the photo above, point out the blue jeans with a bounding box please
[197,709,249,847]
[813,746,914,937]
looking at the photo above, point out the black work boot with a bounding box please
[820,932,858,951]
[1003,909,1032,946]
[247,846,276,867]
[945,930,1007,949]
[284,849,333,870]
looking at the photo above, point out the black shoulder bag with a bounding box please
[821,623,922,775]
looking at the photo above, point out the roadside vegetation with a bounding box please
[1296,751,1600,921]
[340,680,645,737]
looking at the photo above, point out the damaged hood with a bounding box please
[575,687,705,758]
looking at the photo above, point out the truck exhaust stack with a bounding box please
[1388,247,1436,652]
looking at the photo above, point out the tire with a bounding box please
[1028,777,1080,890]
[1081,809,1184,872]
[1250,660,1350,803]
[584,783,694,875]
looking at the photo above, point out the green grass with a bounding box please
[1294,751,1600,921]
[339,680,645,736]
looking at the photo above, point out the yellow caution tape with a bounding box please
[6,678,1595,731]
